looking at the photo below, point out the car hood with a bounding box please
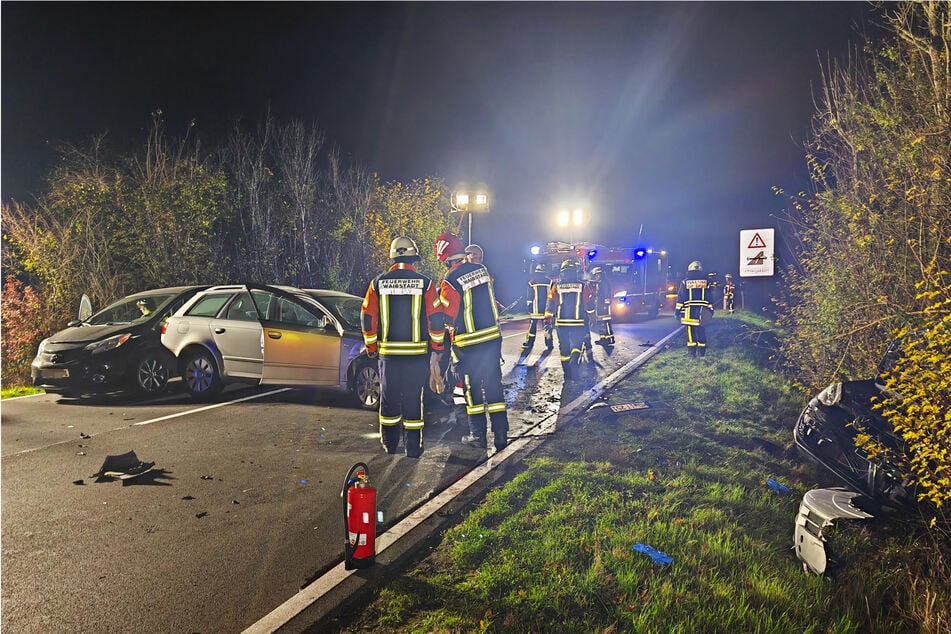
[44,323,142,346]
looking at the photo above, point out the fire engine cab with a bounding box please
[531,242,669,321]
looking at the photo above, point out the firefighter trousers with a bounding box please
[522,317,553,351]
[556,324,587,380]
[455,338,509,449]
[378,355,427,455]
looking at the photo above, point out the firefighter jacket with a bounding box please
[526,274,549,319]
[675,270,714,326]
[545,277,594,327]
[592,277,613,320]
[438,260,502,348]
[361,262,445,357]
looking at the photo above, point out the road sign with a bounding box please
[739,228,774,277]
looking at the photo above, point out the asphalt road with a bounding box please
[1,315,679,633]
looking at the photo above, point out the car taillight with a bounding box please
[161,320,168,334]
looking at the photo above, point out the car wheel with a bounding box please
[132,349,173,396]
[353,359,381,410]
[183,349,223,399]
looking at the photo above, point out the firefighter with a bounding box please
[590,266,615,346]
[723,273,736,314]
[361,237,445,457]
[521,263,554,353]
[434,232,509,451]
[675,260,714,357]
[545,259,593,380]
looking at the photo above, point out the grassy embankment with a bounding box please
[1,386,43,399]
[338,312,949,633]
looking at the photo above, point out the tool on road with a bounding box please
[342,462,376,569]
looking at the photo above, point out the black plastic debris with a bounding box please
[91,450,155,483]
[73,479,84,485]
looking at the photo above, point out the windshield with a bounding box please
[308,294,363,331]
[87,292,178,326]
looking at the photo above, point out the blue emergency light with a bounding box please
[633,247,647,260]
[587,249,598,260]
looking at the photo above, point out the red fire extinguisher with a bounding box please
[342,462,376,570]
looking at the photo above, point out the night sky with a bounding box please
[2,2,881,300]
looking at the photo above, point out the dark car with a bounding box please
[160,284,380,409]
[793,339,915,509]
[31,286,209,398]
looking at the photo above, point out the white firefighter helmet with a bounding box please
[534,263,546,273]
[590,266,603,276]
[688,260,703,272]
[389,236,419,259]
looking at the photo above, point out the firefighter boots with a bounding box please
[381,425,401,454]
[405,430,423,458]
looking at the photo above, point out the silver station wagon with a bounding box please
[160,284,380,409]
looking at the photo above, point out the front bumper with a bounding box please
[31,348,131,396]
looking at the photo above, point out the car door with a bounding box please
[191,291,265,379]
[251,288,341,386]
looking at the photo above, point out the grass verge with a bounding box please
[1,386,44,399]
[335,313,950,633]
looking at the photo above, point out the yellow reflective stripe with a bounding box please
[467,404,486,415]
[432,296,442,309]
[403,419,424,430]
[560,354,571,362]
[430,331,445,343]
[380,414,401,426]
[555,319,586,326]
[464,288,475,333]
[412,294,421,342]
[488,285,500,321]
[363,334,378,344]
[454,325,501,347]
[487,402,507,413]
[380,294,390,342]
[379,342,429,355]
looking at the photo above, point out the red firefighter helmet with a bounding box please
[434,232,465,263]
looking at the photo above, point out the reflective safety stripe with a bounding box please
[487,401,507,414]
[379,414,402,426]
[363,333,378,344]
[467,403,487,415]
[403,419,424,430]
[454,324,501,347]
[379,341,429,355]
[555,318,586,327]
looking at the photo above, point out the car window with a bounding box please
[223,292,259,321]
[186,293,233,318]
[88,292,178,325]
[312,295,362,331]
[275,296,321,327]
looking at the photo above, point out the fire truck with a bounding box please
[532,241,669,321]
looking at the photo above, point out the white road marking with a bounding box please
[4,388,292,457]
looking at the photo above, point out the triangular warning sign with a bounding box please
[747,232,767,249]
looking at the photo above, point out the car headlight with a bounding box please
[816,382,842,407]
[613,290,627,299]
[35,338,50,356]
[85,333,132,354]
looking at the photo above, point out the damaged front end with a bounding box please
[793,378,914,510]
